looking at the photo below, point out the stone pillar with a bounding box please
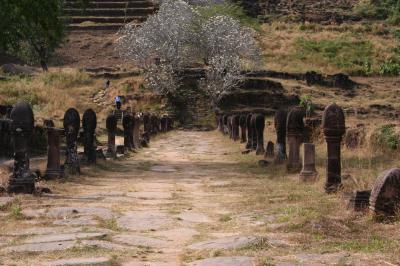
[265,141,274,158]
[82,109,97,164]
[143,113,151,136]
[239,114,247,143]
[322,103,345,193]
[7,102,36,193]
[123,112,133,151]
[44,121,64,180]
[245,113,253,149]
[232,115,240,141]
[64,108,80,175]
[254,114,265,155]
[133,114,141,149]
[106,114,117,157]
[274,108,287,163]
[299,143,317,182]
[286,107,305,172]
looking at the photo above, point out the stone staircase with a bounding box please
[63,0,157,31]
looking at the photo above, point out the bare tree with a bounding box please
[117,0,261,104]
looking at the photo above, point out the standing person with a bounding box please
[115,96,122,110]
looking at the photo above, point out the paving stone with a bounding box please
[177,211,211,223]
[0,197,14,209]
[127,191,172,200]
[154,228,198,244]
[46,207,114,219]
[188,256,254,266]
[113,234,170,248]
[122,262,179,266]
[117,211,174,231]
[188,236,260,250]
[79,240,127,250]
[4,241,76,252]
[3,227,82,236]
[150,165,177,172]
[53,216,98,226]
[23,232,107,244]
[44,257,110,266]
[21,206,114,220]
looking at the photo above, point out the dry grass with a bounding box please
[259,22,398,74]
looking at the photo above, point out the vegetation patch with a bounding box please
[293,37,374,74]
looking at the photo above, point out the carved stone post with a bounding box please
[274,108,287,162]
[239,114,247,143]
[265,141,274,158]
[299,143,317,182]
[106,114,117,157]
[253,114,265,155]
[322,103,345,193]
[133,114,141,149]
[286,107,304,172]
[7,102,36,193]
[123,112,133,151]
[245,113,253,149]
[44,120,64,179]
[143,113,151,136]
[232,115,240,141]
[64,108,80,175]
[82,109,97,164]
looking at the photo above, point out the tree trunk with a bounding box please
[40,59,48,72]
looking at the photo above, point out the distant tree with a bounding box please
[0,0,65,71]
[117,0,260,106]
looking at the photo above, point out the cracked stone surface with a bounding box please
[188,256,254,266]
[188,236,261,250]
[0,131,394,266]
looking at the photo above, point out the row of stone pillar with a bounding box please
[217,103,346,194]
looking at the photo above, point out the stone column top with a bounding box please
[322,103,345,137]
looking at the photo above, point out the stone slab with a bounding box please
[44,257,110,266]
[4,241,76,252]
[188,256,254,266]
[188,236,260,250]
[117,211,174,231]
[123,262,179,266]
[127,191,172,200]
[113,234,170,248]
[53,216,98,226]
[23,232,107,244]
[150,165,177,172]
[177,211,211,223]
[0,197,14,209]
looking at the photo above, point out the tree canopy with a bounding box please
[0,0,65,71]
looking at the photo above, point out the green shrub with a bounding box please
[299,94,315,117]
[379,58,400,75]
[374,124,399,150]
[195,3,261,31]
[41,71,92,89]
[294,37,373,74]
[0,86,41,106]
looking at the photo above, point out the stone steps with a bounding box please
[65,1,152,8]
[64,7,154,16]
[63,0,156,31]
[65,16,146,23]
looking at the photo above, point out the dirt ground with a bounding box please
[0,130,399,266]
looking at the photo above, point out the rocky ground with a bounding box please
[0,130,398,266]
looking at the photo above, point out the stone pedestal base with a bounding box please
[299,171,318,182]
[7,175,35,194]
[44,168,64,180]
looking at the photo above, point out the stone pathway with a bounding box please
[0,131,396,265]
